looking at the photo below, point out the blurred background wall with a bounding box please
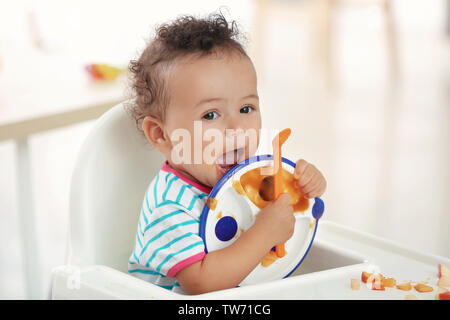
[0,0,448,299]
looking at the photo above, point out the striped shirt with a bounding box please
[128,161,211,294]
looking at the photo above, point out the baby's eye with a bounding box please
[202,111,219,120]
[240,105,253,114]
[240,106,253,113]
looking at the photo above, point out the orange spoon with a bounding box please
[272,128,291,258]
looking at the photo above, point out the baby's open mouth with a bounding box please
[216,148,245,175]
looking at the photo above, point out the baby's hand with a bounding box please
[254,193,295,247]
[294,159,326,199]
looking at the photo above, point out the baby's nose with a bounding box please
[224,127,247,150]
[224,115,246,132]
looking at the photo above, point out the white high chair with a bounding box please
[51,101,173,299]
[51,102,448,300]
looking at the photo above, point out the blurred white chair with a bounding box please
[51,101,175,299]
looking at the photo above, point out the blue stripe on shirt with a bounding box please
[153,173,160,206]
[145,231,198,268]
[140,219,198,259]
[176,185,187,203]
[156,240,204,273]
[155,192,207,212]
[143,209,185,233]
[187,193,207,211]
[162,175,179,201]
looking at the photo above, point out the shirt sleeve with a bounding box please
[138,203,206,278]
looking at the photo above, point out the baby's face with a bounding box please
[163,52,261,188]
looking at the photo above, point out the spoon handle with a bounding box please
[272,128,291,258]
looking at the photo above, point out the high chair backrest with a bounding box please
[68,102,165,272]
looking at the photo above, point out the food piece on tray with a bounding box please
[414,283,433,293]
[361,272,385,290]
[382,277,396,288]
[405,294,418,300]
[435,287,449,300]
[396,282,412,291]
[438,291,450,300]
[351,279,360,291]
[368,274,385,290]
[437,276,450,287]
[438,263,450,279]
[370,282,385,291]
[361,272,372,283]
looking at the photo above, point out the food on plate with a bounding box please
[405,294,418,300]
[232,179,245,195]
[206,197,218,210]
[237,166,309,212]
[237,166,311,266]
[261,250,278,267]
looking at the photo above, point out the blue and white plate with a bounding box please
[199,154,324,286]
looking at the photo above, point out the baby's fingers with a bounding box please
[301,176,322,195]
[294,159,308,180]
[304,179,327,198]
[296,163,317,188]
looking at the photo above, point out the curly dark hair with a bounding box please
[126,11,248,133]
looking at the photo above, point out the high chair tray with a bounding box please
[191,220,449,300]
[52,220,449,300]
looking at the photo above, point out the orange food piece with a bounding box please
[206,197,218,210]
[232,180,245,195]
[361,272,385,282]
[261,250,278,267]
[414,283,433,293]
[396,282,412,291]
[361,272,372,283]
[239,166,309,212]
[351,279,360,291]
[382,277,396,288]
[366,273,385,291]
[371,282,385,291]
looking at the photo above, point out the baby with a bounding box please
[127,13,326,294]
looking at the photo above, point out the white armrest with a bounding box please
[51,265,177,300]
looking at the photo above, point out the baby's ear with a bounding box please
[142,116,171,153]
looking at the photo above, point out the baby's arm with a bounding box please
[176,194,294,294]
